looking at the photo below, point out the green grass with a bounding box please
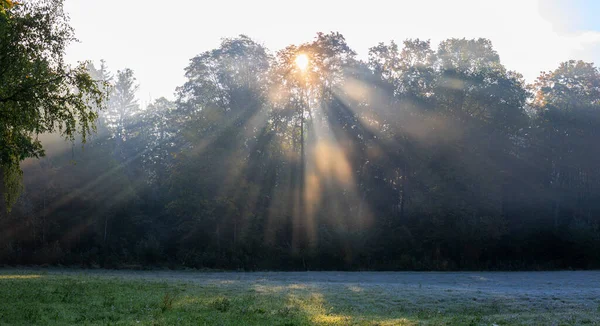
[0,272,598,325]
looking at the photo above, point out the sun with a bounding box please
[295,53,309,71]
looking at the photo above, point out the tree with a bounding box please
[531,60,600,229]
[171,35,271,263]
[367,39,436,223]
[103,68,139,144]
[0,0,106,212]
[137,97,177,188]
[269,32,359,251]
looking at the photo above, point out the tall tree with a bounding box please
[0,0,106,213]
[531,60,600,230]
[103,68,139,143]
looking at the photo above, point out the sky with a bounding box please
[64,0,600,104]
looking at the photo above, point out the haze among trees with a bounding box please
[1,1,599,270]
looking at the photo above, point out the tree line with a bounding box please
[1,4,599,270]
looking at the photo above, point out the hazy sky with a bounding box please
[64,0,600,104]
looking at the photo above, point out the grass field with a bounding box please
[0,270,599,325]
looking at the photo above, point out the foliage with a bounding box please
[0,0,106,211]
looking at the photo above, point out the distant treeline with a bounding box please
[1,33,599,270]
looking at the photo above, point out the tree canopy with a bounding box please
[1,31,599,270]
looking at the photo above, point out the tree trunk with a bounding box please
[103,216,108,243]
[553,164,561,230]
[233,219,237,246]
[216,225,221,251]
[399,161,408,221]
[553,199,560,230]
[0,166,6,219]
[42,189,46,244]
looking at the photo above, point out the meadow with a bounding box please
[0,269,599,325]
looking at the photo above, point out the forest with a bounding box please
[1,1,600,271]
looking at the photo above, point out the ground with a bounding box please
[0,269,599,325]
